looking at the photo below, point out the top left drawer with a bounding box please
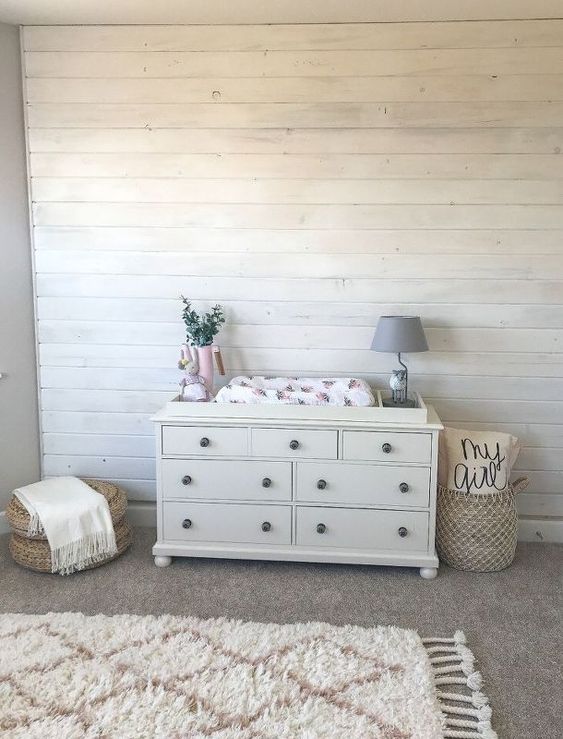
[162,426,248,457]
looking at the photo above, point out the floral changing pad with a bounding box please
[215,376,375,406]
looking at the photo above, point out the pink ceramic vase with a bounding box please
[193,345,215,394]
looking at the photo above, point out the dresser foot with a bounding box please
[154,555,172,568]
[419,567,438,580]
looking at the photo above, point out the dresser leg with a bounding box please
[419,567,438,580]
[154,555,172,568]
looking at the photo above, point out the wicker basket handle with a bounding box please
[511,476,529,495]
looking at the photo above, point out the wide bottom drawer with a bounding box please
[295,507,428,551]
[163,502,291,546]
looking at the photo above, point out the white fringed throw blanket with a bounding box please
[13,477,117,575]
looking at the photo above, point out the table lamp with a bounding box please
[371,316,428,408]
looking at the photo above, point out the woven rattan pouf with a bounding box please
[10,518,133,573]
[6,479,127,538]
[6,479,132,573]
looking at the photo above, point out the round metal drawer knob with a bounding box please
[182,518,192,529]
[398,526,408,538]
[262,477,272,488]
[317,479,327,490]
[316,523,327,534]
[181,475,192,486]
[200,437,210,448]
[399,482,409,493]
[382,443,392,454]
[261,521,272,532]
[289,440,300,450]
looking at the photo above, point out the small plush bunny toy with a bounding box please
[178,346,213,402]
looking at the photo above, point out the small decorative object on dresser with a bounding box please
[371,316,429,408]
[180,298,225,395]
[152,398,443,578]
[178,345,213,402]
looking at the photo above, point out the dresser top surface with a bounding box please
[153,397,443,430]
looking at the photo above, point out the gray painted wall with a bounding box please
[0,22,40,508]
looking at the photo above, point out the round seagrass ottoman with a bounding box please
[9,518,133,573]
[6,479,132,573]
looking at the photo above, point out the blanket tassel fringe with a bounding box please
[50,531,117,575]
[423,632,498,739]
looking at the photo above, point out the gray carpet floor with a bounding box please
[1,529,561,739]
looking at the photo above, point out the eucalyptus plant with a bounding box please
[181,297,225,347]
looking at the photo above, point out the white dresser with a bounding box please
[152,400,443,578]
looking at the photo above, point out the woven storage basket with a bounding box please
[5,479,127,539]
[9,518,132,573]
[436,477,528,572]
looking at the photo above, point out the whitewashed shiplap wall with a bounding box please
[23,21,563,538]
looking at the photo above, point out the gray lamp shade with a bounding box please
[371,316,429,353]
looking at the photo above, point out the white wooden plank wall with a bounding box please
[23,21,563,533]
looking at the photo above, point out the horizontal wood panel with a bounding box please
[41,389,170,413]
[517,494,563,517]
[43,454,156,480]
[430,399,563,425]
[15,4,563,25]
[28,127,563,154]
[24,21,563,52]
[37,344,563,378]
[25,75,563,104]
[33,251,563,279]
[42,411,154,436]
[101,479,155,501]
[26,102,563,129]
[28,153,563,180]
[516,448,563,471]
[36,298,563,329]
[25,49,563,78]
[30,152,563,181]
[38,367,563,402]
[30,178,563,205]
[32,203,563,229]
[440,423,563,448]
[32,227,563,254]
[36,321,563,352]
[43,433,155,457]
[516,471,563,494]
[35,274,563,304]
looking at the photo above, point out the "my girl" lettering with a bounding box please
[454,438,508,492]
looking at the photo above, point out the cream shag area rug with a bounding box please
[0,613,496,739]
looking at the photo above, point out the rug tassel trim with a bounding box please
[423,632,498,739]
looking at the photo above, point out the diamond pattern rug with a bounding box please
[0,613,495,738]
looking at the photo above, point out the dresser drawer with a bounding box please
[163,502,291,545]
[295,463,430,507]
[342,431,431,464]
[295,507,428,551]
[161,459,292,502]
[251,428,338,459]
[162,425,247,457]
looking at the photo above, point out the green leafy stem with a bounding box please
[181,297,225,347]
